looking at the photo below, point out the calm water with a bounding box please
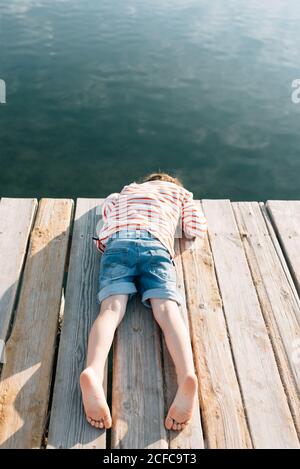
[0,0,300,201]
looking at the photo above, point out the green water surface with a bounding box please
[1,0,300,200]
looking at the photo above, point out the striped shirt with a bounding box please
[94,180,207,258]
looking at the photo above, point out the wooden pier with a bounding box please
[0,198,299,449]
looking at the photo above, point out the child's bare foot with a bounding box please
[80,367,112,429]
[165,373,198,431]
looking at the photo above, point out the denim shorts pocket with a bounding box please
[101,247,129,263]
[100,247,129,279]
[148,247,171,259]
[147,248,176,281]
[105,247,129,256]
[148,262,176,282]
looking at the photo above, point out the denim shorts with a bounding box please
[97,229,183,308]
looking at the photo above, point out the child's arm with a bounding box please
[182,191,207,240]
[101,192,119,221]
[94,192,119,252]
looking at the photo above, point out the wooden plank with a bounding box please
[202,199,299,449]
[233,202,300,436]
[111,240,204,449]
[0,198,37,344]
[180,213,252,448]
[111,297,168,449]
[0,199,73,449]
[161,239,204,449]
[47,199,107,449]
[266,201,300,295]
[260,203,300,310]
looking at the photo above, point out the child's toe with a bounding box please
[103,414,112,429]
[165,416,173,430]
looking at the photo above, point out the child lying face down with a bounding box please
[80,172,207,432]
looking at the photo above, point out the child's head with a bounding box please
[142,172,183,187]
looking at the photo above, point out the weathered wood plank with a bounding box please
[47,199,107,449]
[0,199,73,449]
[0,198,37,344]
[180,213,252,448]
[233,202,300,436]
[111,296,168,449]
[111,238,204,449]
[266,201,300,295]
[260,203,300,310]
[202,199,299,449]
[162,239,204,449]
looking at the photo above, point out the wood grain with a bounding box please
[233,202,300,436]
[202,199,299,449]
[0,198,37,344]
[0,199,73,448]
[266,201,300,295]
[180,204,252,448]
[47,199,107,449]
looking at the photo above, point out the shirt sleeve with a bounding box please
[182,191,208,239]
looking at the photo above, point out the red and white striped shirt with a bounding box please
[94,180,207,258]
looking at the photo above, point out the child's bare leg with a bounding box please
[150,298,198,432]
[80,294,128,429]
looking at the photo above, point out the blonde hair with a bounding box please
[142,171,183,187]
